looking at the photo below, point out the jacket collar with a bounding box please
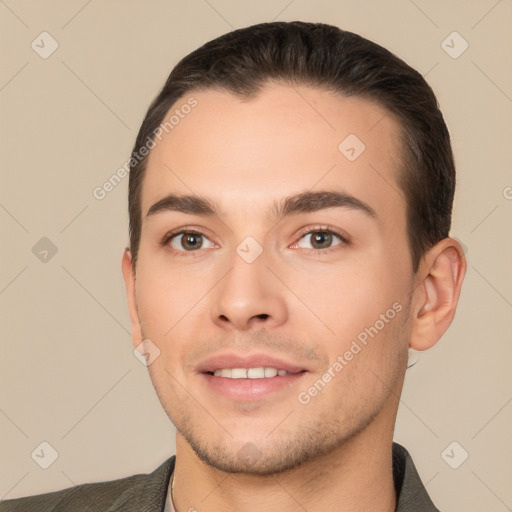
[132,442,439,512]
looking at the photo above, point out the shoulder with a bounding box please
[392,442,442,512]
[0,456,175,512]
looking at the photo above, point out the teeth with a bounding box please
[248,367,265,378]
[212,367,290,379]
[231,368,247,379]
[264,368,277,377]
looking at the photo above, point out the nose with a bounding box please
[210,245,288,331]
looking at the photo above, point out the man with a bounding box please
[1,21,465,512]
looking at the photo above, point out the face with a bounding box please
[124,84,416,475]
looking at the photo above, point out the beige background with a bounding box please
[1,0,511,510]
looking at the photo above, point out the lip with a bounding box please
[200,372,307,401]
[196,353,308,374]
[196,352,309,401]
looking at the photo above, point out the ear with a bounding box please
[410,237,467,351]
[122,248,143,349]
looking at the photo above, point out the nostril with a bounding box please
[257,314,269,320]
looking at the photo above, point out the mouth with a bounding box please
[210,367,297,379]
[197,354,309,401]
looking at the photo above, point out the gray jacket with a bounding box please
[0,442,441,511]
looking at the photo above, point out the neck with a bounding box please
[171,417,397,512]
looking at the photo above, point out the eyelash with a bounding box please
[161,227,213,257]
[160,225,350,257]
[293,225,350,254]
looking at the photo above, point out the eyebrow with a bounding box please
[146,190,377,220]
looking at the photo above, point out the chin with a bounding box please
[188,438,316,475]
[178,417,367,476]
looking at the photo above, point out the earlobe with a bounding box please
[121,248,143,349]
[410,238,467,351]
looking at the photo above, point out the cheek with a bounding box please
[293,252,410,366]
[305,259,402,324]
[135,255,206,333]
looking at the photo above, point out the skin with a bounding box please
[122,84,466,512]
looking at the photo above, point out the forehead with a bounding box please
[140,84,405,223]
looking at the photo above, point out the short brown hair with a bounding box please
[128,21,455,272]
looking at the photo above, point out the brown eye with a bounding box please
[168,232,214,252]
[310,232,333,249]
[296,230,344,251]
